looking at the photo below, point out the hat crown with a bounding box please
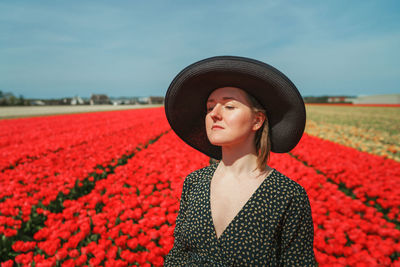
[165,56,306,159]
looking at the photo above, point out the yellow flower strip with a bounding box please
[305,105,400,162]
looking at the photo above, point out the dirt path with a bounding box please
[0,104,163,119]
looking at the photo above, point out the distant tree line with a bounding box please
[303,96,355,103]
[0,91,29,106]
[0,91,165,106]
[303,96,330,103]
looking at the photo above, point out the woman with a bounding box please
[164,56,315,266]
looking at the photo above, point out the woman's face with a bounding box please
[205,87,263,148]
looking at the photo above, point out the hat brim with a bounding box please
[165,56,306,160]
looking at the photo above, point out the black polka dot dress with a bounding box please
[164,163,316,266]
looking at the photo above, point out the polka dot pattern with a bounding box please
[164,163,316,266]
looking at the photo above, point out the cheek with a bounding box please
[205,115,213,133]
[227,112,253,128]
[205,114,211,127]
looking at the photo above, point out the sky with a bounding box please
[1,0,399,99]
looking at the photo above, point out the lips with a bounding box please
[212,125,224,130]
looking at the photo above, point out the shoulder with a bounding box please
[183,163,217,187]
[262,169,312,219]
[268,169,308,199]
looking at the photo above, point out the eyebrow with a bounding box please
[207,96,236,103]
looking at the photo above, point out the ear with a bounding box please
[252,112,266,131]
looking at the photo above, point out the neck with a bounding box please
[218,141,261,178]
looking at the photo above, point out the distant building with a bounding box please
[327,96,354,103]
[31,100,46,106]
[304,95,355,103]
[43,99,64,105]
[71,96,85,105]
[135,96,164,105]
[111,97,139,105]
[90,94,111,105]
[149,96,164,104]
[138,97,150,104]
[352,94,400,104]
[61,98,72,105]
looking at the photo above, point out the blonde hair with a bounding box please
[245,93,271,172]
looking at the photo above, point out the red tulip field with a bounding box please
[1,106,399,266]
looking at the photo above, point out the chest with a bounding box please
[210,173,266,239]
[178,170,284,264]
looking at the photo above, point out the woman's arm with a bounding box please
[279,187,316,266]
[163,173,192,266]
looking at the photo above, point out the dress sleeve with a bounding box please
[163,173,193,266]
[279,187,316,266]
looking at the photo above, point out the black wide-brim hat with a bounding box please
[165,56,306,160]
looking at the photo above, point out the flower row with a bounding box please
[0,108,169,237]
[305,119,400,162]
[4,130,400,266]
[0,108,165,171]
[1,108,399,266]
[4,131,209,266]
[291,134,400,223]
[269,151,400,266]
[304,104,400,162]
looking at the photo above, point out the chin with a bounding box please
[208,137,233,147]
[207,137,223,146]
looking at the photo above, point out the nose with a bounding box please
[209,104,222,121]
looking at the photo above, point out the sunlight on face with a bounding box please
[205,87,259,149]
